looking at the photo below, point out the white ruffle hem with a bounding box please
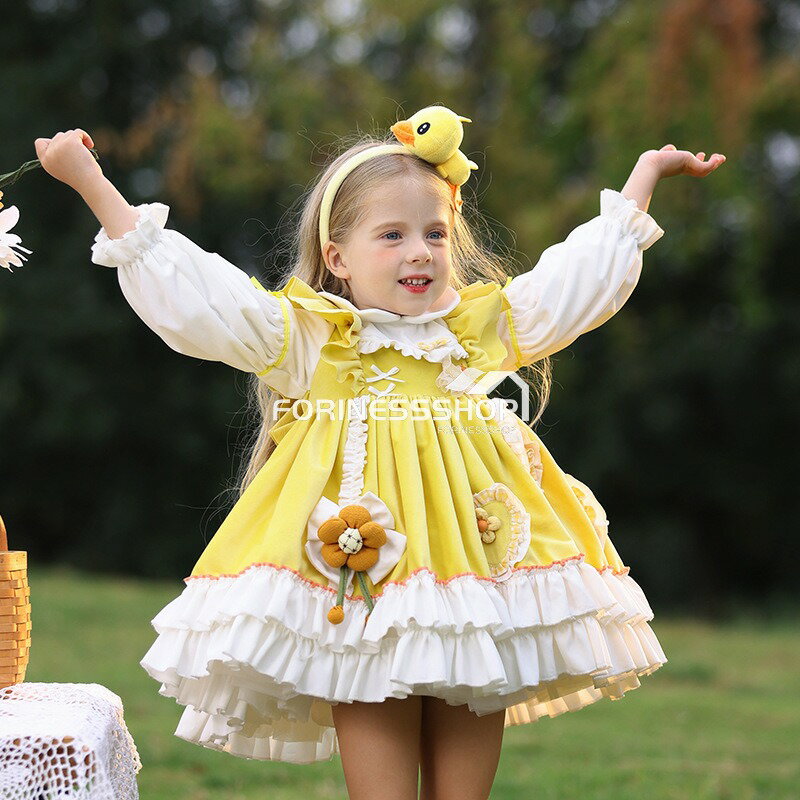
[140,556,667,764]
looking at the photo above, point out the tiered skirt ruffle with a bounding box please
[140,555,666,764]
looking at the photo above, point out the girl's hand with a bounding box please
[34,129,103,193]
[640,144,726,180]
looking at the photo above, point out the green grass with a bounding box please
[21,564,800,800]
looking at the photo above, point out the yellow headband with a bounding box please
[318,105,478,250]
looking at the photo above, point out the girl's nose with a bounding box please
[407,239,432,263]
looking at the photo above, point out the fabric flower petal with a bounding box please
[338,504,371,529]
[306,495,355,590]
[318,517,347,543]
[322,543,349,569]
[359,522,387,549]
[347,547,379,573]
[305,537,354,591]
[347,492,406,586]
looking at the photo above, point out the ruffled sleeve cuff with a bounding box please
[90,202,171,268]
[599,189,665,251]
[498,188,665,367]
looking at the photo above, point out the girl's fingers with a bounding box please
[695,154,726,175]
[74,128,94,148]
[34,138,50,159]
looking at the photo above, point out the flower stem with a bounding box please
[336,566,348,608]
[356,571,374,614]
[0,149,100,190]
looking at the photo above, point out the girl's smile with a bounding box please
[398,274,434,294]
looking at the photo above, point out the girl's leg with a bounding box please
[331,695,422,800]
[418,696,506,800]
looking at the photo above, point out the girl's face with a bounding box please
[323,177,455,316]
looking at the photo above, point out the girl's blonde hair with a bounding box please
[236,135,552,494]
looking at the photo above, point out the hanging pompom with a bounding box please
[326,565,349,625]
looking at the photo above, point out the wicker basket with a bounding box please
[0,515,31,688]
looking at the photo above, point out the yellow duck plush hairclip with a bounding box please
[390,106,478,212]
[318,104,478,248]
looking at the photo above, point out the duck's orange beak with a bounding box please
[391,121,414,147]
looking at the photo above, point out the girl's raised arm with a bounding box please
[499,146,725,369]
[35,130,329,398]
[498,184,664,368]
[88,196,318,396]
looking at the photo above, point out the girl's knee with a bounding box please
[334,697,422,800]
[419,698,505,800]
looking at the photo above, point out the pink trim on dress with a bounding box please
[184,553,630,601]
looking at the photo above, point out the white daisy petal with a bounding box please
[0,205,32,271]
[0,206,20,235]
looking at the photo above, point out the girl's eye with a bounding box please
[384,231,401,240]
[428,230,446,240]
[384,231,444,242]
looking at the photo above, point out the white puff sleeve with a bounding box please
[90,202,329,398]
[499,188,665,367]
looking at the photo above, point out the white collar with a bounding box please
[318,286,460,324]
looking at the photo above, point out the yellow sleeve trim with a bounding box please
[255,289,291,378]
[500,285,526,370]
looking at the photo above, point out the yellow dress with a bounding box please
[92,189,668,764]
[142,275,666,761]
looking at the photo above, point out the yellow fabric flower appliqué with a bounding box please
[487,398,544,488]
[473,483,531,582]
[523,438,544,487]
[475,507,502,543]
[417,336,451,352]
[564,474,610,543]
[306,491,407,625]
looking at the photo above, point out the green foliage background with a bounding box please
[1,0,798,615]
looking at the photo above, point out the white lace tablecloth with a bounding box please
[0,683,141,800]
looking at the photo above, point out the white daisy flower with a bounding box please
[0,203,33,272]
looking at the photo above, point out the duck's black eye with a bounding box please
[416,122,430,135]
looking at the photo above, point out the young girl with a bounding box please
[35,106,724,799]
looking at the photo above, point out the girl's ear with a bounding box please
[322,241,351,281]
